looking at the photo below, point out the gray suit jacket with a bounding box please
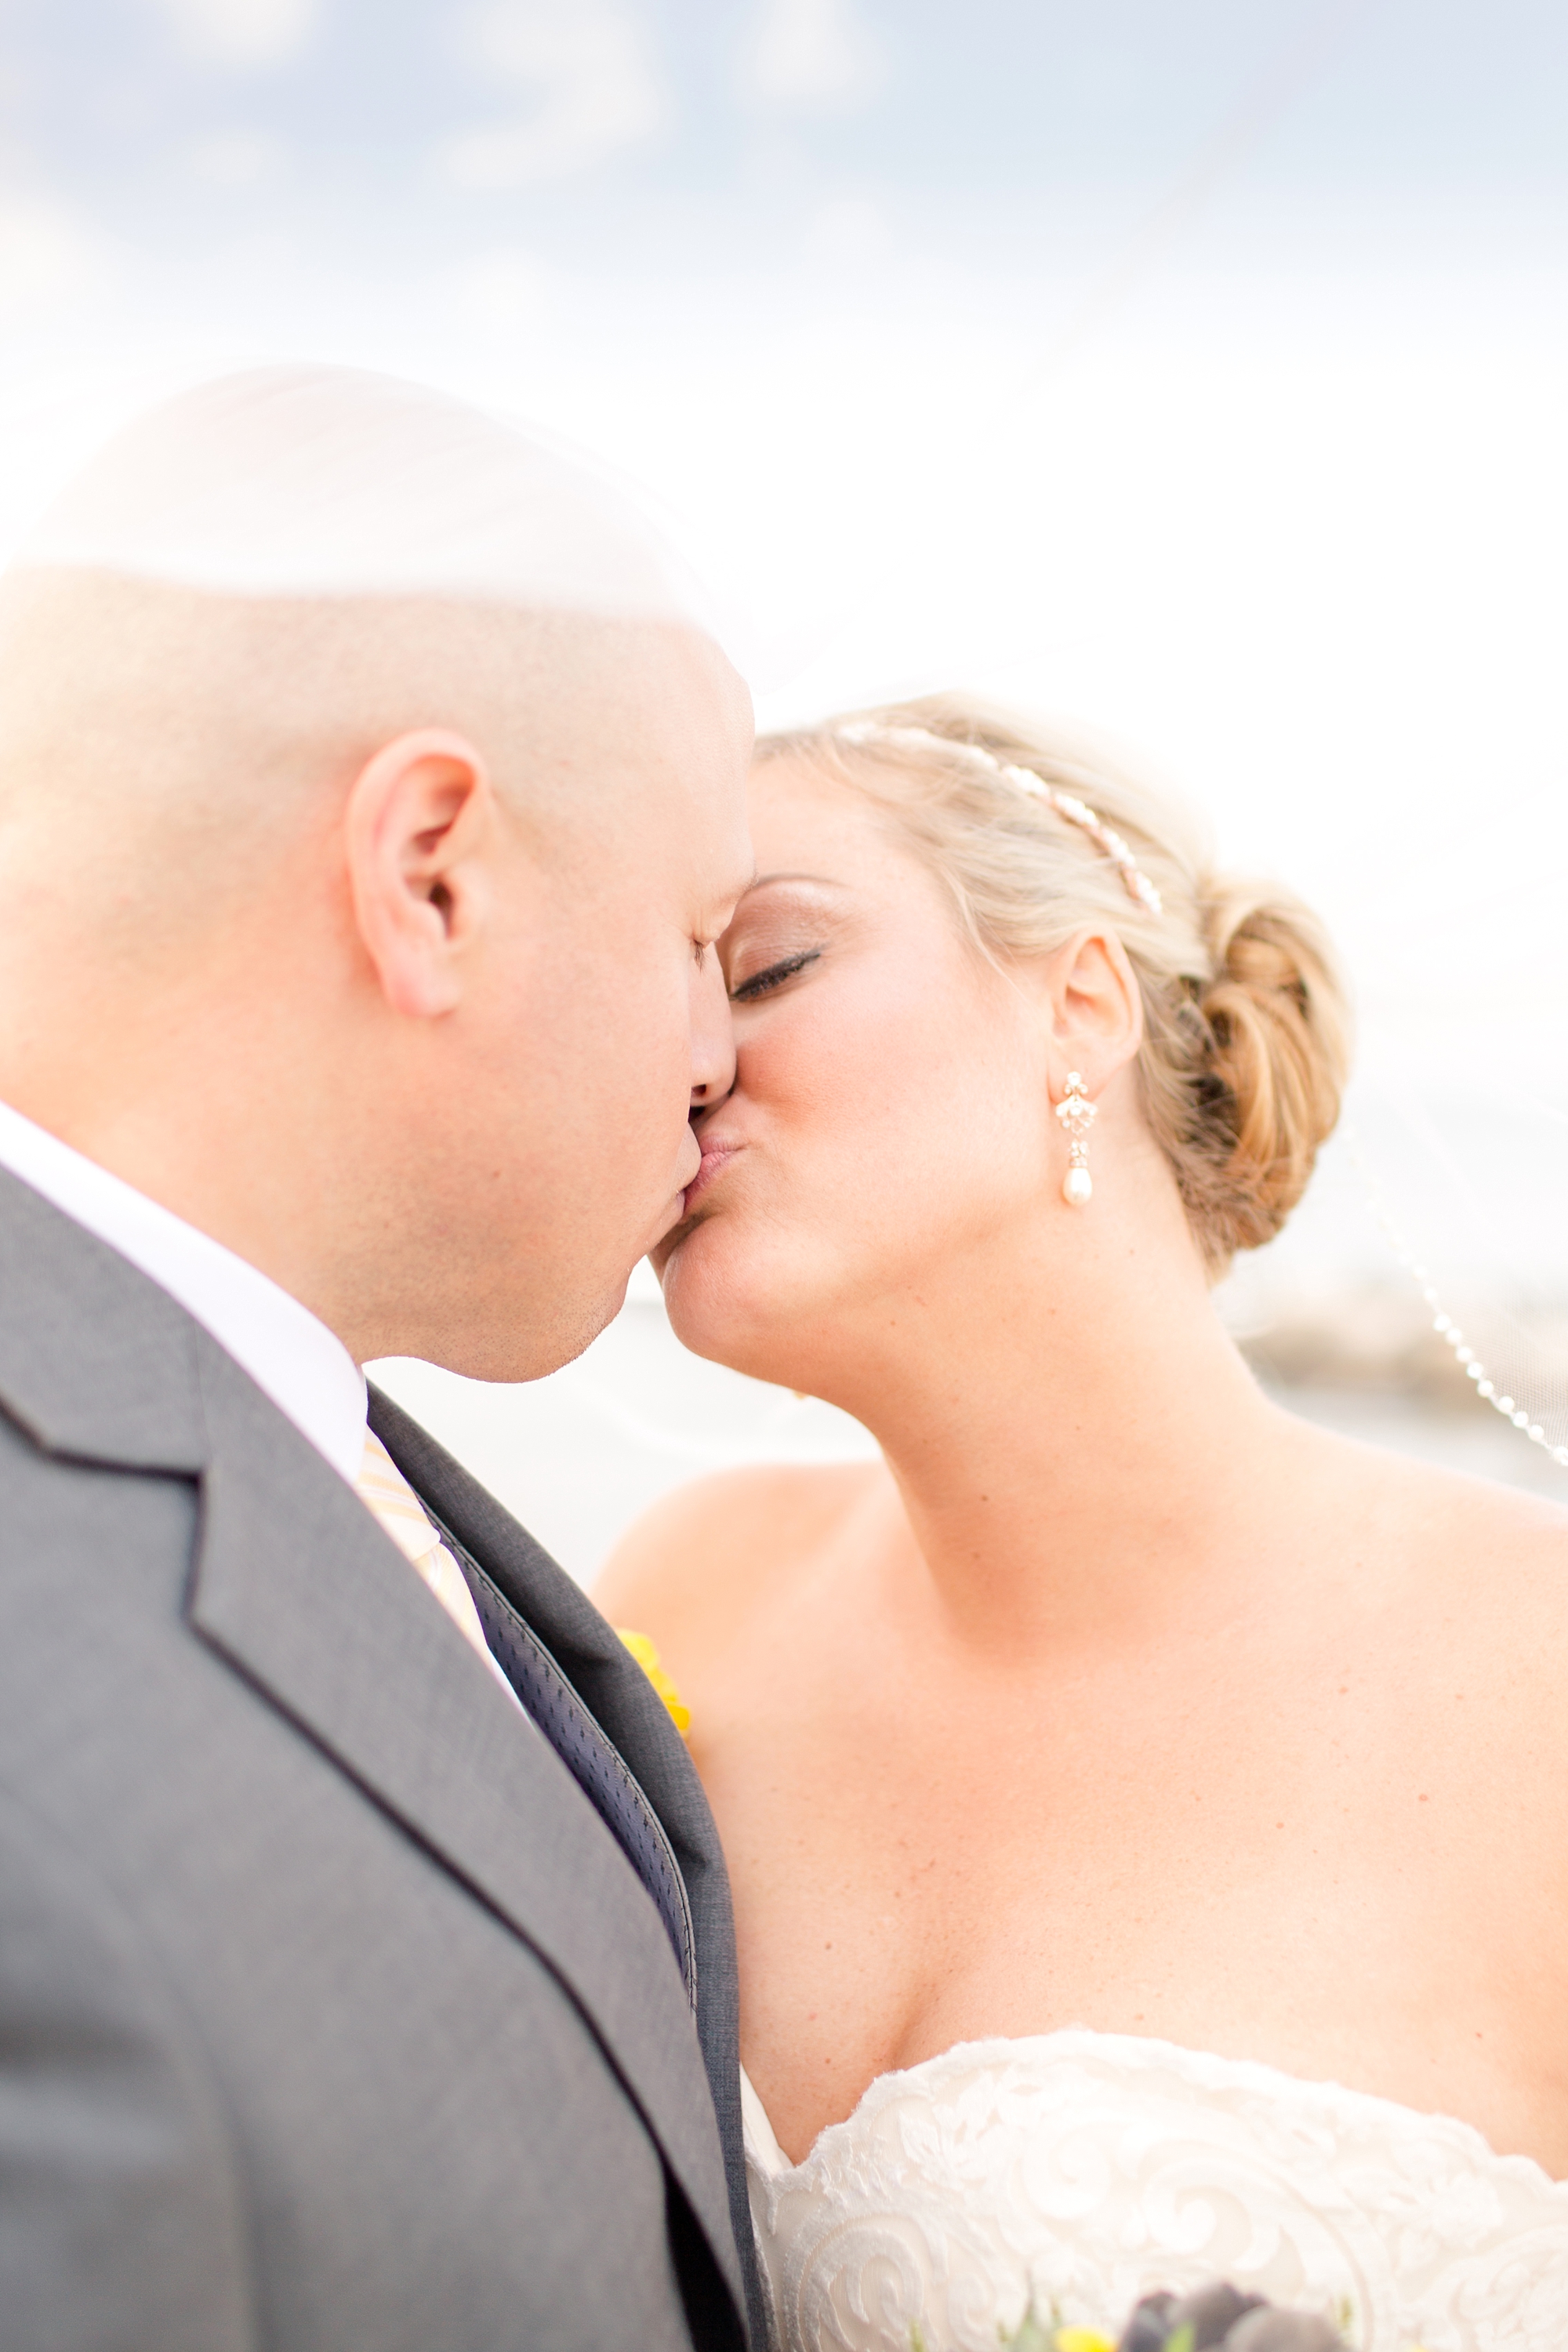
[0,1165,763,2350]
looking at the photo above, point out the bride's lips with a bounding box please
[682,1142,740,1214]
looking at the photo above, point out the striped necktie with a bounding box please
[355,1425,510,1682]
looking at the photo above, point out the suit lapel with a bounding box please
[190,1341,744,2325]
[0,1165,205,1474]
[427,1518,699,1999]
[368,1385,764,2352]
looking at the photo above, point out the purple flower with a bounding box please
[1116,2283,1348,2352]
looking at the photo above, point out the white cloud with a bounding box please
[437,1,667,190]
[739,0,882,113]
[147,0,320,72]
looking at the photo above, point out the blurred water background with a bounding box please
[2,0,1565,1578]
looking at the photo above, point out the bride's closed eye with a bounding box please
[721,874,850,1000]
[730,948,822,1004]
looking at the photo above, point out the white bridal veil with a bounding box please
[1203,765,1568,1479]
[13,363,714,627]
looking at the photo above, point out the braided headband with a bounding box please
[835,720,1163,918]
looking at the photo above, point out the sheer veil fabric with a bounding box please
[12,363,714,625]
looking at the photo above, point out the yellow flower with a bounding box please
[1053,2332,1114,2352]
[616,1628,692,1735]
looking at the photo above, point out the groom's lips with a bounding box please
[682,1142,739,1215]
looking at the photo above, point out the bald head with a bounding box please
[0,368,753,1376]
[0,364,735,925]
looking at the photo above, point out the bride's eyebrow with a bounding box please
[738,873,849,900]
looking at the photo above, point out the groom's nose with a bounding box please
[689,942,736,1112]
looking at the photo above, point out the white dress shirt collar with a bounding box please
[0,1097,366,1483]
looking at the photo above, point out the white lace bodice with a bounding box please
[741,2031,1568,2352]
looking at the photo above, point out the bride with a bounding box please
[596,700,1568,2352]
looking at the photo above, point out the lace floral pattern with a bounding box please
[741,2031,1568,2352]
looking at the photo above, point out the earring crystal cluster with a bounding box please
[1056,1071,1096,1206]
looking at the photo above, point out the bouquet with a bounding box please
[994,2279,1428,2352]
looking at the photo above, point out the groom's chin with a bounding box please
[412,1268,634,1386]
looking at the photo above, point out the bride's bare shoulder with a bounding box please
[1312,1416,1568,1559]
[1416,1454,1568,1616]
[1354,1429,1568,1552]
[1310,1421,1568,1677]
[591,1458,884,1664]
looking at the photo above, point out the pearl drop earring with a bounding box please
[1055,1072,1096,1207]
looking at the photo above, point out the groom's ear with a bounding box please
[343,728,496,1018]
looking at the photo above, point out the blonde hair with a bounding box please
[755,695,1352,1278]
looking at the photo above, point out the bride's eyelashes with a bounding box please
[730,948,823,1004]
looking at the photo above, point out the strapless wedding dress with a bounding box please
[740,2030,1568,2352]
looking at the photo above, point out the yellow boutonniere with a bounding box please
[616,1628,692,1736]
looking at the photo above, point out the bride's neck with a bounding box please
[817,1214,1294,1651]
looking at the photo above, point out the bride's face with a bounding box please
[653,754,1060,1385]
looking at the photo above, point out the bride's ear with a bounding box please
[1042,925,1144,1091]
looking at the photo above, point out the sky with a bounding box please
[5,3,1563,892]
[2,0,1566,1517]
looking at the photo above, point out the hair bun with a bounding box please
[1189,882,1352,1259]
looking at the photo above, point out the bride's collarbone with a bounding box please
[732,1701,1568,2025]
[727,1664,1568,2176]
[716,1469,1568,1855]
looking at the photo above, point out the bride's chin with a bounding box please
[658,1250,740,1356]
[654,1224,721,1326]
[658,1230,795,1374]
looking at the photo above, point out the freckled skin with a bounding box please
[597,757,1568,2175]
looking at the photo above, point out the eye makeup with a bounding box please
[730,948,823,1003]
[720,874,848,1004]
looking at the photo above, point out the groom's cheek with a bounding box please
[566,931,689,1209]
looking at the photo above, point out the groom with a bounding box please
[0,371,760,2349]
